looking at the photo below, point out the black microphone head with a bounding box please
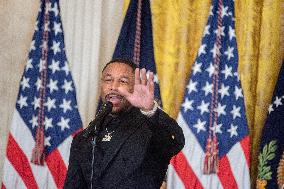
[102,101,113,113]
[83,101,113,138]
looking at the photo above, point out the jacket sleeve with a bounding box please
[145,108,185,159]
[64,135,87,189]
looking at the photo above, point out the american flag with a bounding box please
[167,0,250,188]
[112,0,162,104]
[1,0,82,188]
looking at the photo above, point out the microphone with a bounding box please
[83,101,113,138]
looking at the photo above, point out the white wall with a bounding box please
[0,0,124,182]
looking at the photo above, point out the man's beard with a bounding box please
[104,93,131,115]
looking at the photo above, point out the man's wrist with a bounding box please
[140,100,158,117]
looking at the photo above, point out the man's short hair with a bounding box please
[102,58,138,73]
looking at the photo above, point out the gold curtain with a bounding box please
[125,0,284,187]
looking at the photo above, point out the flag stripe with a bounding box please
[2,158,26,189]
[217,156,238,189]
[227,142,250,189]
[7,134,38,188]
[57,135,73,166]
[174,114,224,189]
[171,152,204,189]
[167,164,185,189]
[240,136,250,167]
[46,150,67,189]
[6,134,38,189]
[1,184,6,189]
[8,110,58,189]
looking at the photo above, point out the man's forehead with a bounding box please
[103,62,134,74]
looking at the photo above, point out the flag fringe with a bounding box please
[31,127,45,165]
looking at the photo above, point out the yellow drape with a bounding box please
[125,0,284,187]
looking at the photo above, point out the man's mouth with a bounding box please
[106,94,124,105]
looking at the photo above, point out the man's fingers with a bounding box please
[135,68,140,85]
[140,68,147,85]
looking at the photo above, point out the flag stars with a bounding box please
[214,26,225,37]
[274,96,282,107]
[49,59,60,74]
[227,124,238,138]
[20,77,30,90]
[62,62,70,75]
[221,65,233,79]
[62,80,74,94]
[45,136,51,147]
[229,26,236,41]
[25,59,33,71]
[153,74,159,84]
[234,86,243,100]
[221,6,229,18]
[193,119,206,133]
[39,59,46,72]
[202,82,213,96]
[210,122,222,134]
[51,40,61,55]
[60,99,72,113]
[187,80,198,94]
[47,79,59,93]
[209,5,213,16]
[224,46,234,60]
[17,95,28,109]
[36,78,42,90]
[48,2,59,17]
[34,21,39,31]
[206,63,215,77]
[30,40,36,51]
[198,44,206,56]
[146,71,159,84]
[53,22,62,36]
[192,62,202,75]
[234,72,240,81]
[215,103,226,116]
[44,117,53,130]
[231,105,241,119]
[44,97,56,111]
[182,98,194,112]
[197,100,210,115]
[268,104,274,114]
[29,115,38,128]
[32,97,40,110]
[57,117,70,131]
[210,43,221,58]
[218,84,230,99]
[203,25,210,36]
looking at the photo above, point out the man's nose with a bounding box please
[110,80,120,91]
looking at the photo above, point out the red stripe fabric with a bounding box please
[217,155,238,189]
[1,183,6,189]
[46,149,67,189]
[240,136,250,167]
[6,134,38,189]
[171,152,204,189]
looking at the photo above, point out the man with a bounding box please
[64,59,185,189]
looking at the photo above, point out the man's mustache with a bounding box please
[105,93,124,100]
